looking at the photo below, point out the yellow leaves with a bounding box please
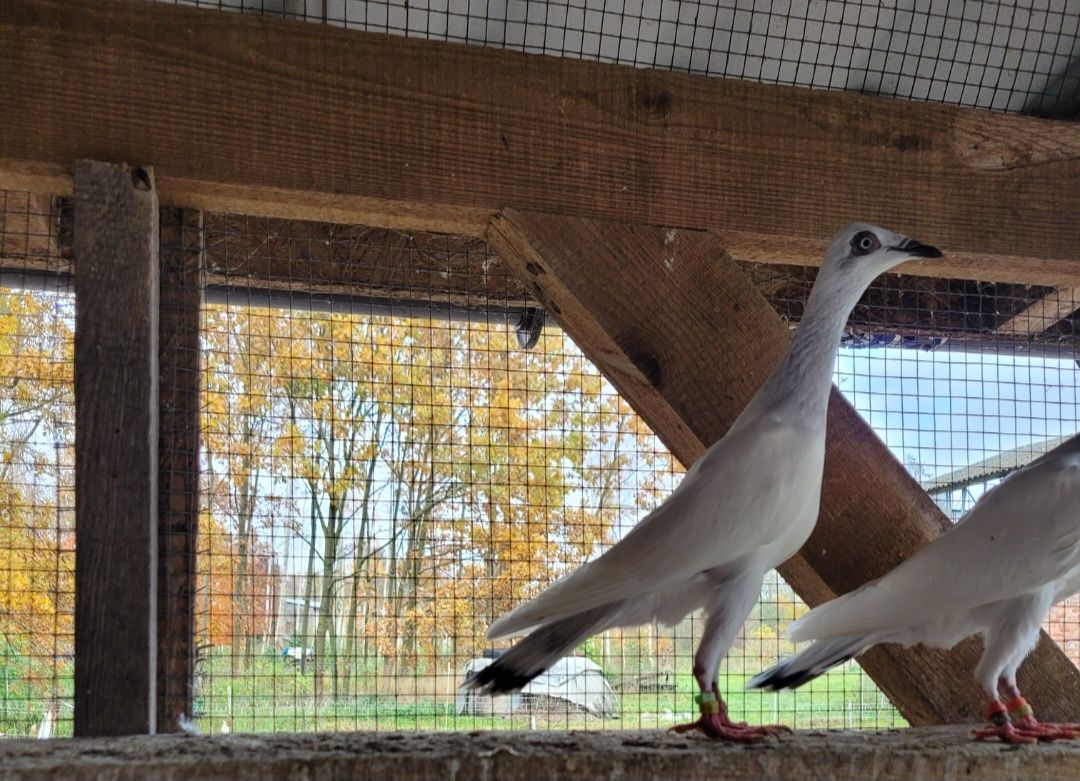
[0,289,74,666]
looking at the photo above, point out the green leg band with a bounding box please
[695,691,719,716]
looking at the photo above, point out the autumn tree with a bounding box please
[202,306,284,672]
[0,289,74,712]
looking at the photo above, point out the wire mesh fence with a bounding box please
[0,191,75,738]
[161,0,1080,117]
[2,192,1080,737]
[189,215,905,735]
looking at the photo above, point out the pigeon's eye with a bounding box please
[851,231,880,256]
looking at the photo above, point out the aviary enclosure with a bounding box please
[1,0,1079,777]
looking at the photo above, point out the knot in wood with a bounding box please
[634,86,673,119]
[629,349,663,387]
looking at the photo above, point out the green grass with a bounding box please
[190,652,905,734]
[0,649,73,738]
[0,648,903,737]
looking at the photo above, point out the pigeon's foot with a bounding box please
[973,721,1037,745]
[668,715,787,742]
[974,700,1036,744]
[1011,717,1080,742]
[1000,696,1080,742]
[669,690,789,742]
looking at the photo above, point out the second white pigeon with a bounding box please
[749,433,1080,744]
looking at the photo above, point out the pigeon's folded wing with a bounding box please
[488,418,815,640]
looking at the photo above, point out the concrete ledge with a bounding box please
[2,727,1079,781]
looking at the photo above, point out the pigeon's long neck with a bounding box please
[755,268,868,426]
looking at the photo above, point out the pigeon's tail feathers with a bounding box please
[746,635,865,692]
[486,601,543,642]
[787,579,890,643]
[485,562,605,640]
[464,603,617,695]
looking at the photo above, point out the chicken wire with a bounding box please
[0,191,75,739]
[161,0,1080,117]
[2,190,1080,736]
[190,214,905,735]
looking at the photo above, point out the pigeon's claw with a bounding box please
[973,722,1038,745]
[669,715,784,742]
[1011,717,1080,742]
[669,688,789,742]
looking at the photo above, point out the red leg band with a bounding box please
[1005,696,1027,712]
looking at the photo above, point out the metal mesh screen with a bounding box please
[162,0,1080,116]
[3,191,1080,736]
[0,191,74,738]
[191,215,902,734]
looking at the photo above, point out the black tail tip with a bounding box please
[461,661,540,695]
[747,655,853,693]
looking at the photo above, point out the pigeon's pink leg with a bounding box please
[999,682,1080,742]
[669,679,791,742]
[973,700,1037,744]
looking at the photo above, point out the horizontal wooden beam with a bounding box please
[996,287,1080,336]
[488,209,1080,725]
[3,0,1080,286]
[202,214,529,311]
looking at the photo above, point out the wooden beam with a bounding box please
[488,210,1080,725]
[0,191,65,271]
[202,214,528,311]
[74,160,159,736]
[157,208,203,732]
[3,0,1080,286]
[997,287,1080,336]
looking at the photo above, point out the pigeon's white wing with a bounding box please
[791,440,1080,643]
[488,416,820,640]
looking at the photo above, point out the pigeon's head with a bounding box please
[822,223,942,282]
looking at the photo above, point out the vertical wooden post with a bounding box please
[157,208,203,732]
[74,160,159,736]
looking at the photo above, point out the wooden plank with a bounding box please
[74,160,159,736]
[3,0,1080,287]
[997,287,1080,336]
[202,214,528,311]
[488,210,1080,726]
[157,208,203,732]
[0,191,65,272]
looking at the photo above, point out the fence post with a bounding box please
[157,208,203,732]
[73,160,159,736]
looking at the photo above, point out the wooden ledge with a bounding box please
[2,727,1078,780]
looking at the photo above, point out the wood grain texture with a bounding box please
[488,209,1080,726]
[157,208,203,732]
[202,214,528,311]
[0,191,64,271]
[74,160,159,736]
[996,287,1080,336]
[3,0,1080,286]
[4,727,1080,781]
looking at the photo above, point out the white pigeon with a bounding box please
[464,223,941,740]
[749,433,1080,744]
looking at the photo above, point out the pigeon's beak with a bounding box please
[892,238,942,259]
